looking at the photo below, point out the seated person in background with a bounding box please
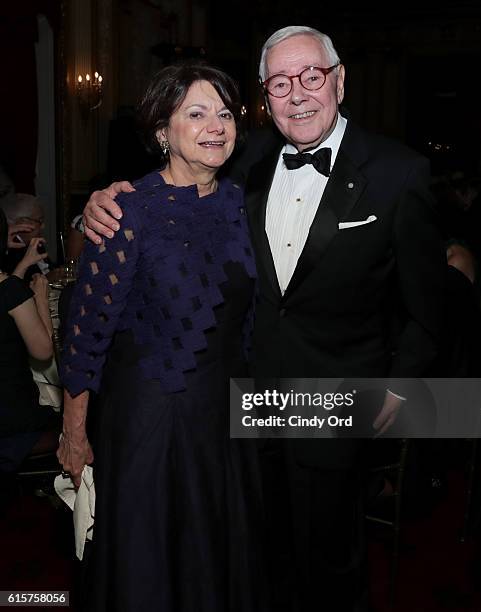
[0,164,15,206]
[439,239,480,376]
[432,172,481,261]
[0,193,51,281]
[416,239,481,511]
[0,167,39,252]
[447,239,477,283]
[0,209,59,490]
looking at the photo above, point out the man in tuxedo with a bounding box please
[81,26,446,611]
[235,26,445,611]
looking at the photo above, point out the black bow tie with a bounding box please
[282,147,332,176]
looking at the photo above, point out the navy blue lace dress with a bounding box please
[61,173,268,612]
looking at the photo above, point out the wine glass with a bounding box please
[63,258,78,284]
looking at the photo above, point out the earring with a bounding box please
[159,140,170,156]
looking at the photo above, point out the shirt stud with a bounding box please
[347,181,354,189]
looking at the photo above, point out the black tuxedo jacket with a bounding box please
[239,120,446,397]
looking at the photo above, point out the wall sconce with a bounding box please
[76,71,103,116]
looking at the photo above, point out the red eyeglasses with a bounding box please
[261,64,340,98]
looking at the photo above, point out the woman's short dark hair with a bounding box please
[137,61,242,159]
[0,208,8,268]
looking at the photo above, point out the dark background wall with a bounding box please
[2,0,480,216]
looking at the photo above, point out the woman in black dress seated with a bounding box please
[0,210,55,475]
[57,62,267,611]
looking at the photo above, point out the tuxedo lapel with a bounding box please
[245,146,283,298]
[244,121,370,303]
[283,130,368,302]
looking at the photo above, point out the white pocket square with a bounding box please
[338,215,377,229]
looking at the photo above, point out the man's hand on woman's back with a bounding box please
[83,181,135,244]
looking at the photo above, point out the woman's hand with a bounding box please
[13,237,48,278]
[30,272,49,302]
[57,431,94,488]
[60,390,92,487]
[23,237,48,265]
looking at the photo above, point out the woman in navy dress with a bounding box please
[57,63,267,612]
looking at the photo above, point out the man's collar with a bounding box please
[283,113,347,171]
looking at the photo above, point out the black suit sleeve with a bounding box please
[388,157,447,391]
[228,126,283,186]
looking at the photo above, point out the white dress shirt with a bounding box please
[265,113,347,294]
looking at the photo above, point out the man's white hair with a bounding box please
[259,26,341,82]
[0,193,44,223]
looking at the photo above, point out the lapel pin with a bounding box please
[347,181,354,189]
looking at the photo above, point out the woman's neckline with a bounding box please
[158,170,219,199]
